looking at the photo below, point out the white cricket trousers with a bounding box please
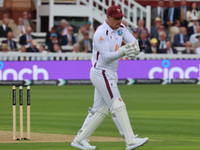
[78,67,124,137]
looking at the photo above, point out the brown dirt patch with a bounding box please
[0,131,163,143]
[0,131,123,143]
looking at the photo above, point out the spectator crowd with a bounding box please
[0,11,94,55]
[148,0,200,54]
[1,0,200,55]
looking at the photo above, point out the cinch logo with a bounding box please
[0,61,49,80]
[148,60,200,79]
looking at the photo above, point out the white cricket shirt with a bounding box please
[92,20,137,72]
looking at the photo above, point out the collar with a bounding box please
[103,20,115,33]
[167,48,173,52]
[2,24,6,29]
[192,10,196,13]
[182,6,186,9]
[142,39,147,42]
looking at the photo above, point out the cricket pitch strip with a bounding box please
[0,131,164,143]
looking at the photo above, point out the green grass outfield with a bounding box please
[0,85,200,150]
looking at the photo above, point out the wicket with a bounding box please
[12,85,31,140]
